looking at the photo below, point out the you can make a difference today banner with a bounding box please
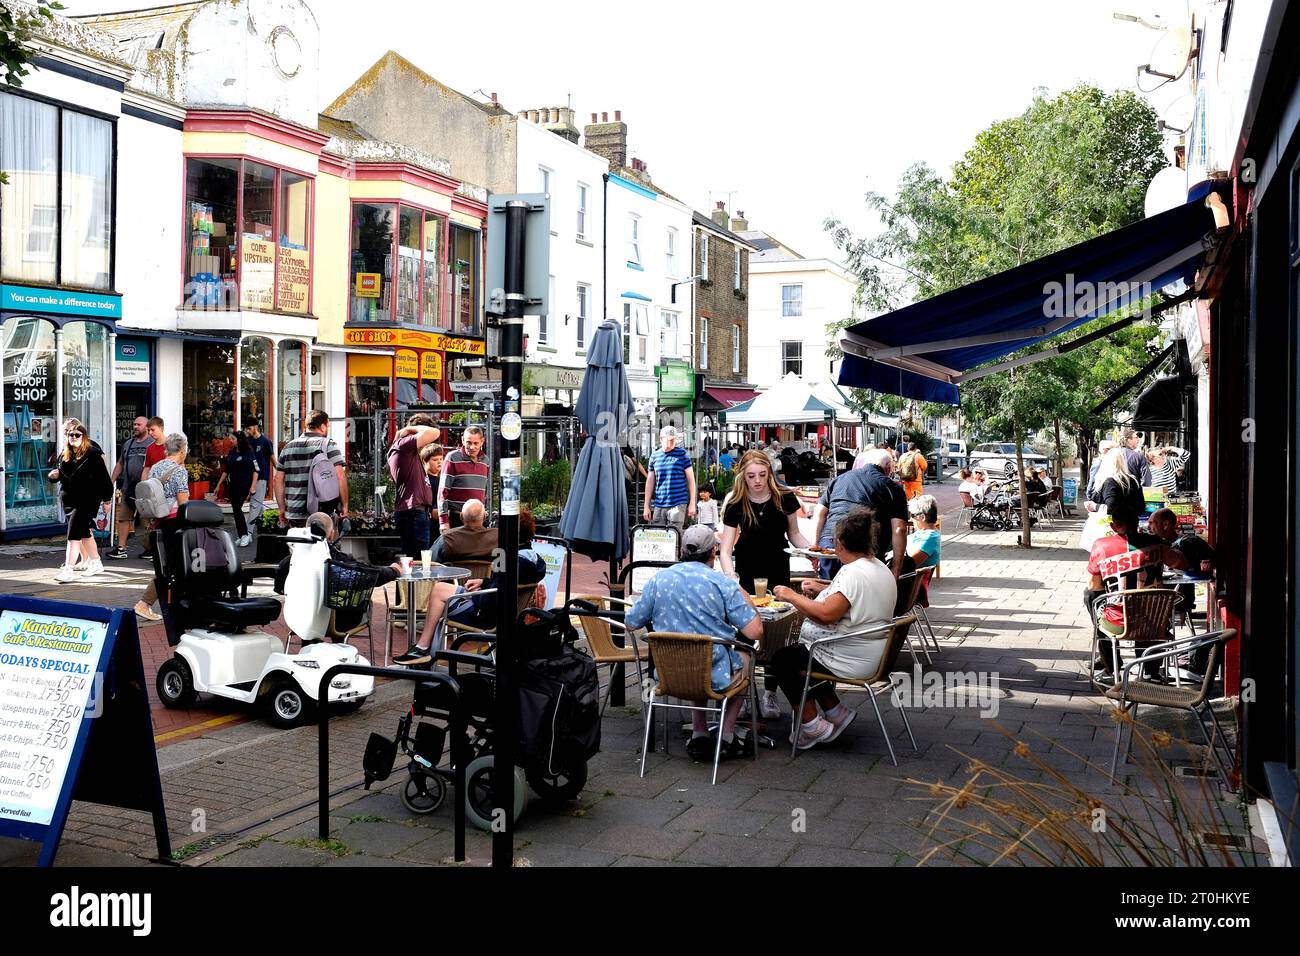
[0,610,106,827]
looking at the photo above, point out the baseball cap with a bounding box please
[681,525,717,558]
[659,425,680,441]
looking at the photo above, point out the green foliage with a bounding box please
[895,417,935,455]
[521,459,570,508]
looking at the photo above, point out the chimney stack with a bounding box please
[730,210,749,232]
[711,200,729,229]
[584,110,628,171]
[520,105,580,144]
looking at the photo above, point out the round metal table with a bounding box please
[393,565,472,660]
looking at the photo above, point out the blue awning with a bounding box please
[836,188,1227,405]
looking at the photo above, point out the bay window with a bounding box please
[451,225,481,336]
[349,201,449,329]
[1,92,114,290]
[183,156,313,312]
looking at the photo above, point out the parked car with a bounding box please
[969,442,1052,480]
[939,438,967,470]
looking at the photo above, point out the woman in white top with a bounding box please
[958,468,987,503]
[771,507,897,749]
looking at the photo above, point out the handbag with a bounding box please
[1078,505,1112,551]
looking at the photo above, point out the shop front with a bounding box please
[1,287,120,537]
[528,363,586,415]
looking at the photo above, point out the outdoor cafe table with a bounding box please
[395,565,472,657]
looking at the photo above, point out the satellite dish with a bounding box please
[1161,94,1195,132]
[1144,166,1187,218]
[1146,26,1193,79]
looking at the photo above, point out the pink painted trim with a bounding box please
[185,109,330,155]
[318,152,350,177]
[352,161,459,195]
[452,195,488,218]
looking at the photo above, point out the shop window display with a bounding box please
[185,158,239,309]
[182,341,236,470]
[349,202,448,327]
[451,225,481,336]
[240,336,272,436]
[2,317,58,527]
[350,202,394,323]
[279,340,306,446]
[60,321,111,456]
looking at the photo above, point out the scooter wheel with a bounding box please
[526,763,588,805]
[400,769,446,815]
[157,657,196,709]
[463,754,529,832]
[263,678,313,728]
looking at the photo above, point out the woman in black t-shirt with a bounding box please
[719,449,811,593]
[216,431,259,546]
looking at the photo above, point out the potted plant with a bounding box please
[185,461,211,500]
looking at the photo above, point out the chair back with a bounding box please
[646,632,736,701]
[515,581,541,616]
[959,491,975,509]
[570,594,621,659]
[1117,588,1178,643]
[895,570,923,617]
[456,559,493,581]
[1048,486,1063,504]
[1175,628,1236,705]
[874,614,917,680]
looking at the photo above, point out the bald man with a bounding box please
[431,498,497,563]
[812,447,909,579]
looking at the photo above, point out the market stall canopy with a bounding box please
[719,373,840,425]
[835,188,1228,405]
[811,381,861,421]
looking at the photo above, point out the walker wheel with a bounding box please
[400,769,446,815]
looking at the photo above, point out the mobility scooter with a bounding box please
[153,500,375,727]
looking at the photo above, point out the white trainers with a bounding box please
[789,715,836,750]
[760,689,782,719]
[54,565,77,583]
[236,535,253,547]
[80,559,104,576]
[822,703,857,743]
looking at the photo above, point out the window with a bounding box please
[700,319,709,371]
[576,183,588,239]
[540,273,554,346]
[782,340,803,376]
[732,325,741,374]
[623,302,648,365]
[700,233,710,281]
[660,309,680,359]
[627,214,641,267]
[538,165,551,195]
[666,227,677,276]
[422,211,443,327]
[734,246,742,290]
[397,206,422,323]
[349,202,448,328]
[576,283,590,349]
[183,156,314,312]
[1,92,114,289]
[782,284,803,317]
[451,225,481,336]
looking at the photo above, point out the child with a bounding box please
[695,484,719,531]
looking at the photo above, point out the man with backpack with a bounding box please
[106,416,155,560]
[276,410,347,528]
[897,442,927,501]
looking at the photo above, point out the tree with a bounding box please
[826,85,1167,545]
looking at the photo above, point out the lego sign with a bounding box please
[355,273,381,298]
[343,328,485,355]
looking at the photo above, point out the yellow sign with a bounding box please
[395,349,419,379]
[276,246,310,314]
[421,351,443,382]
[343,328,486,355]
[239,235,275,310]
[348,354,392,378]
[355,272,381,298]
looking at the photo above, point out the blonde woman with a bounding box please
[1090,446,1145,519]
[47,418,113,582]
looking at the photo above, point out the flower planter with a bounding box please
[188,481,209,500]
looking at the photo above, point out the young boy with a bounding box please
[696,485,720,531]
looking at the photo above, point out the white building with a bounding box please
[514,110,607,408]
[739,228,861,390]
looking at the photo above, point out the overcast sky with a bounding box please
[63,0,1192,261]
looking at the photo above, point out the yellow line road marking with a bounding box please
[154,713,244,743]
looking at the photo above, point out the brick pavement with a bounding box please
[0,498,1262,867]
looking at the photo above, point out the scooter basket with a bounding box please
[324,560,381,610]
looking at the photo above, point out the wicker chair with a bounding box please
[325,608,375,662]
[1090,588,1178,689]
[1103,628,1236,779]
[442,583,542,652]
[449,558,493,581]
[792,614,919,766]
[640,632,758,785]
[570,593,647,714]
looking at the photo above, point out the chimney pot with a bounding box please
[591,112,597,123]
[602,111,608,122]
[716,201,725,210]
[615,110,621,121]
[738,211,744,218]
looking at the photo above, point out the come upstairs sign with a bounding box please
[343,328,485,355]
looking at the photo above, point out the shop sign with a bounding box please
[239,236,275,310]
[114,339,151,384]
[0,284,121,319]
[355,273,382,298]
[421,351,443,382]
[343,328,486,355]
[656,361,693,398]
[276,247,310,314]
[530,365,585,390]
[395,349,419,379]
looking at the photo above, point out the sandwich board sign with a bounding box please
[630,525,680,593]
[0,595,169,866]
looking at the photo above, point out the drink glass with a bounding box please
[421,549,433,572]
[398,556,413,576]
[754,578,768,599]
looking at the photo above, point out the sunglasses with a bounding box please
[67,432,84,439]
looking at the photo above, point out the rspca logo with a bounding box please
[49,886,151,936]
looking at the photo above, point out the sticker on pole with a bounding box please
[500,412,522,442]
[501,457,521,516]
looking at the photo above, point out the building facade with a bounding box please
[691,204,757,415]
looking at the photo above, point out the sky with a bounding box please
[61,0,1193,261]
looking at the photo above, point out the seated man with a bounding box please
[431,498,498,563]
[1149,507,1217,675]
[394,509,547,665]
[625,524,764,761]
[1084,506,1187,682]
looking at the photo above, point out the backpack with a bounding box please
[898,451,920,481]
[517,642,602,777]
[306,437,342,513]
[134,460,181,520]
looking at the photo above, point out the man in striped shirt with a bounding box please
[438,425,490,533]
[275,410,347,527]
[643,425,696,535]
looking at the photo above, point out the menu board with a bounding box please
[276,246,310,314]
[630,526,679,593]
[240,235,275,310]
[0,609,108,827]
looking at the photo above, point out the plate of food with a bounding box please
[786,545,836,560]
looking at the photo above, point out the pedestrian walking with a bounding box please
[243,417,277,528]
[276,410,347,528]
[1120,428,1154,487]
[48,418,113,582]
[107,416,154,560]
[643,425,696,536]
[387,413,442,557]
[897,442,927,500]
[437,425,490,533]
[214,431,259,546]
[132,433,190,620]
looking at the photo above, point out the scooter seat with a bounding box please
[180,595,282,629]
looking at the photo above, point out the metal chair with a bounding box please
[383,579,435,662]
[895,572,933,665]
[1103,628,1236,779]
[325,608,375,662]
[956,491,976,529]
[1046,485,1065,520]
[909,565,940,657]
[443,582,541,651]
[570,593,647,714]
[792,614,919,766]
[1089,587,1178,690]
[639,632,758,785]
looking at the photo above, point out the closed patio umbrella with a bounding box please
[559,320,635,561]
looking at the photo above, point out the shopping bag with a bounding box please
[1078,506,1112,551]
